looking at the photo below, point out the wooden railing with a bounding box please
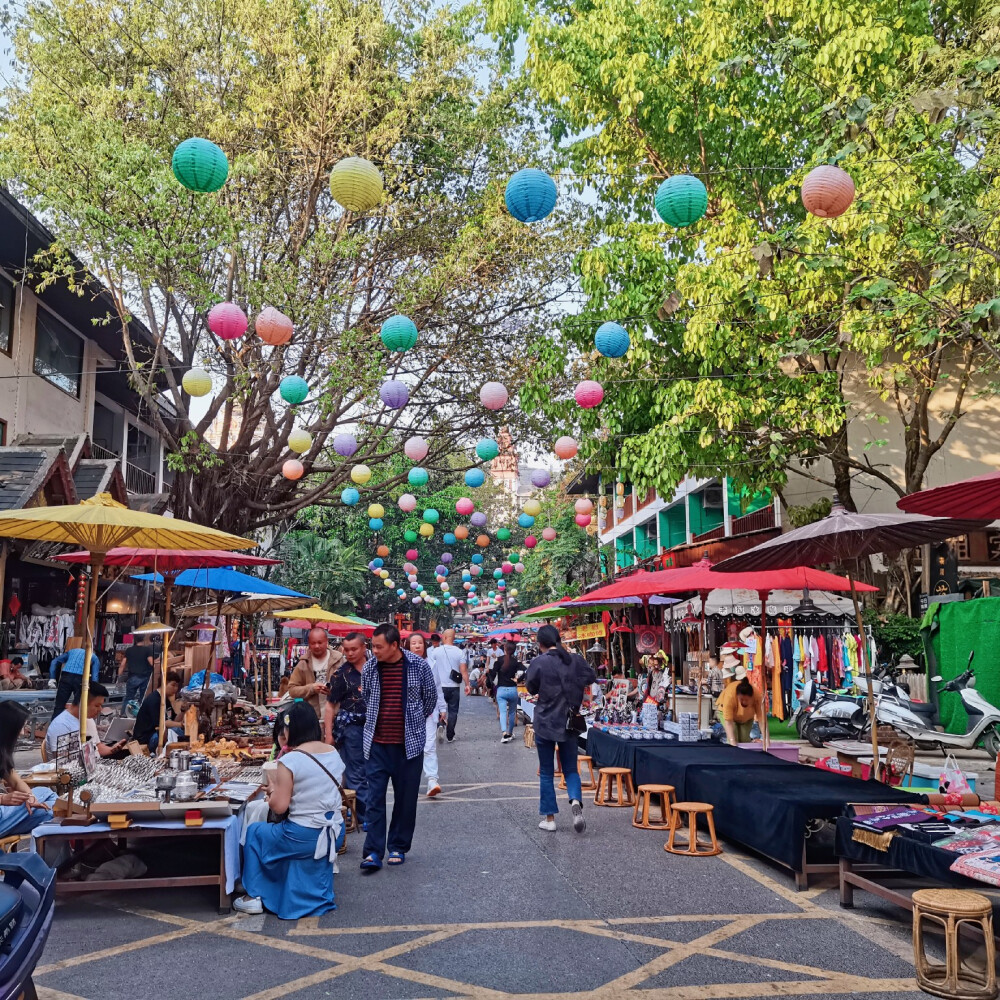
[731,505,776,535]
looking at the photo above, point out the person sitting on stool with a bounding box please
[132,671,185,753]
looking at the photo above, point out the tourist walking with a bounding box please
[525,624,596,834]
[48,645,100,719]
[493,640,522,744]
[325,631,370,823]
[405,633,446,797]
[360,624,438,872]
[288,627,345,718]
[431,628,467,742]
[117,634,155,713]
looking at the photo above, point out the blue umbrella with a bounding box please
[131,566,307,597]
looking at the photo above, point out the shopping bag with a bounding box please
[939,753,973,798]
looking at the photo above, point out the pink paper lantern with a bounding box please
[282,459,304,480]
[404,436,429,462]
[456,498,475,516]
[542,527,557,541]
[574,380,604,409]
[406,548,419,561]
[501,562,513,574]
[255,306,294,346]
[801,165,855,219]
[470,565,482,577]
[208,302,248,341]
[524,535,538,548]
[554,436,578,459]
[514,562,525,573]
[398,493,418,512]
[403,562,417,574]
[479,381,508,410]
[575,497,594,515]
[575,513,592,527]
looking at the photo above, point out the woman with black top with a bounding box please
[525,624,596,834]
[493,641,521,744]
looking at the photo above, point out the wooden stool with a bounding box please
[632,784,676,830]
[559,755,597,791]
[338,806,350,855]
[342,789,359,834]
[594,767,635,808]
[523,725,535,749]
[664,802,721,856]
[913,888,997,1000]
[0,836,19,854]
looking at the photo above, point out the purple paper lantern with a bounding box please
[379,379,409,409]
[333,433,358,457]
[441,552,453,564]
[530,469,551,488]
[435,564,447,575]
[470,511,487,527]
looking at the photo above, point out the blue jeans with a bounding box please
[0,786,57,838]
[497,687,518,735]
[363,742,423,860]
[338,723,368,819]
[536,737,582,816]
[124,674,151,711]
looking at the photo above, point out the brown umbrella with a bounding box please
[716,502,986,774]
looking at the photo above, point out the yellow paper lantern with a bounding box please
[379,569,389,579]
[287,428,313,454]
[454,525,469,540]
[329,157,384,213]
[367,503,385,519]
[522,499,542,517]
[384,578,394,588]
[182,367,212,398]
[419,522,434,537]
[351,464,372,485]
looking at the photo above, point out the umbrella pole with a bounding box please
[699,591,708,728]
[669,604,676,721]
[848,569,879,779]
[80,555,104,740]
[759,591,769,752]
[158,627,172,752]
[164,577,174,626]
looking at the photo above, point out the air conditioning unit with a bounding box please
[702,485,724,509]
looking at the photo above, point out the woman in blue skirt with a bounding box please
[235,703,345,918]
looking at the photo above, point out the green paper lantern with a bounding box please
[279,375,309,405]
[496,528,511,542]
[380,315,418,353]
[476,437,499,461]
[404,529,419,543]
[654,174,708,228]
[172,138,229,193]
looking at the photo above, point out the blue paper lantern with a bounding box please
[369,518,384,531]
[518,513,535,528]
[595,321,630,358]
[372,558,384,569]
[465,468,486,488]
[505,168,557,223]
[380,315,418,352]
[408,467,429,487]
[172,138,229,193]
[379,379,409,409]
[279,375,309,405]
[341,487,360,505]
[462,572,472,582]
[654,174,708,228]
[471,554,484,565]
[493,568,503,579]
[443,532,457,546]
[397,589,405,596]
[475,438,499,461]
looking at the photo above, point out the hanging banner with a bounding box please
[576,622,607,641]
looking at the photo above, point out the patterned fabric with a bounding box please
[373,659,405,744]
[361,649,437,760]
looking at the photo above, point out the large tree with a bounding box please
[495,0,1000,510]
[0,0,579,536]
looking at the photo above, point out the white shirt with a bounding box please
[281,748,345,861]
[45,710,98,756]
[431,645,465,688]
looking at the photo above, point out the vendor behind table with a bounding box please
[45,682,128,760]
[718,678,765,745]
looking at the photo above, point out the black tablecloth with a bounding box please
[585,729,668,771]
[632,744,790,793]
[835,816,990,887]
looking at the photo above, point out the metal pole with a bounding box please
[849,569,879,779]
[79,554,104,740]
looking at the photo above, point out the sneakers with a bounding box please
[538,819,557,832]
[571,799,586,834]
[500,733,512,744]
[427,783,441,797]
[446,735,455,743]
[234,895,263,915]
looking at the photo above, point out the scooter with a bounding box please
[887,651,1000,759]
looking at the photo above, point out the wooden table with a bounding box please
[33,815,238,913]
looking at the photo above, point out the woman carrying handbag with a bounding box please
[525,624,596,833]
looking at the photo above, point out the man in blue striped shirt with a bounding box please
[359,624,437,873]
[49,646,100,719]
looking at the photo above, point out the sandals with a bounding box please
[360,854,382,874]
[386,851,406,866]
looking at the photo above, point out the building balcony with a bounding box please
[124,461,156,495]
[731,505,776,535]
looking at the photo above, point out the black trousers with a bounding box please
[443,686,461,740]
[362,742,423,859]
[53,673,82,719]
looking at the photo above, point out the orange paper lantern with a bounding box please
[801,165,855,219]
[455,525,470,540]
[476,533,490,547]
[256,306,294,346]
[376,545,390,558]
[282,459,304,480]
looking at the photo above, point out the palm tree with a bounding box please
[277,533,367,614]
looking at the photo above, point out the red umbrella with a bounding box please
[898,470,1000,520]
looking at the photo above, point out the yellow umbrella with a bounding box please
[272,604,357,626]
[0,494,254,738]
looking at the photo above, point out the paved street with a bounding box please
[32,696,924,1000]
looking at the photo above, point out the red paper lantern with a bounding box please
[524,535,538,548]
[208,302,248,340]
[256,306,294,346]
[406,548,419,561]
[575,498,594,515]
[801,165,855,219]
[456,498,475,516]
[542,527,557,541]
[574,380,604,409]
[575,513,591,527]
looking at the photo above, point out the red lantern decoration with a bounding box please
[208,302,248,341]
[256,306,294,346]
[542,527,557,541]
[406,549,419,561]
[575,513,591,527]
[574,380,604,409]
[456,498,475,516]
[554,436,578,459]
[801,165,855,219]
[524,535,538,548]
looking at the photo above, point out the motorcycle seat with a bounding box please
[908,702,937,720]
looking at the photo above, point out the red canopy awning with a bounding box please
[898,471,1000,520]
[569,565,878,603]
